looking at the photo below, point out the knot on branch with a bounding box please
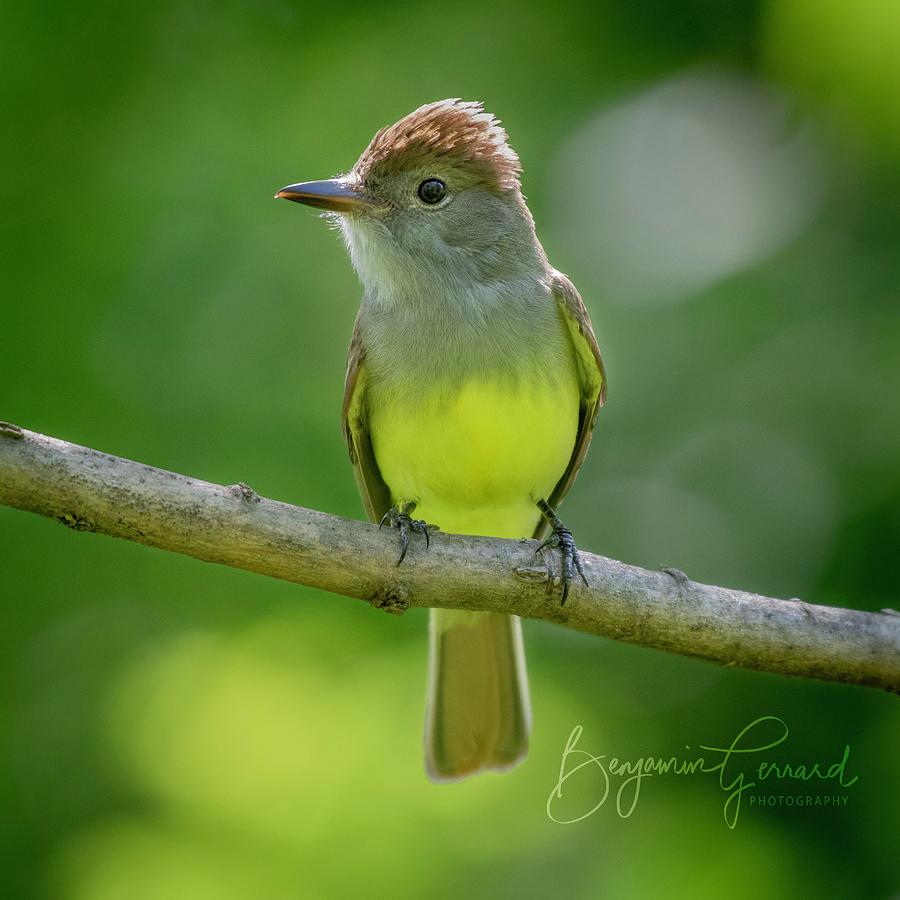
[370,582,410,616]
[230,482,260,503]
[57,512,94,532]
[0,421,24,440]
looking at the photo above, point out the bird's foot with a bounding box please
[535,499,587,605]
[379,501,433,566]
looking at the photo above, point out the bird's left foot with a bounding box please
[535,499,588,605]
[379,501,433,566]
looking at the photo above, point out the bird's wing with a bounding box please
[535,270,607,539]
[341,309,393,523]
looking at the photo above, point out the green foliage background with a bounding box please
[2,1,898,897]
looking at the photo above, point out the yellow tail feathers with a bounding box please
[425,609,531,781]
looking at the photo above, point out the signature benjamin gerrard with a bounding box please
[546,716,858,829]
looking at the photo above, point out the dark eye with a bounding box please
[417,178,446,204]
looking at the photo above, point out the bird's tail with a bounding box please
[425,608,531,781]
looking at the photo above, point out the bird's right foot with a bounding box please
[379,501,433,566]
[535,498,588,605]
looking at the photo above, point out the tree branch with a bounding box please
[1,421,898,693]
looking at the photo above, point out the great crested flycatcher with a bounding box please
[277,99,606,781]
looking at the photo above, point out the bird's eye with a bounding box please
[417,178,446,205]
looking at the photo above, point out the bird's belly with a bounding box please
[369,376,579,538]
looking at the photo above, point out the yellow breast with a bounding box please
[369,372,580,539]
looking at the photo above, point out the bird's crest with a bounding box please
[353,99,522,193]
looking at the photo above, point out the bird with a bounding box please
[276,99,606,782]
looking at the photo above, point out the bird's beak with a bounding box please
[274,178,378,213]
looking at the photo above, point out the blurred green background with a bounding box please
[2,0,899,897]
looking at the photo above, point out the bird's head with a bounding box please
[277,99,544,290]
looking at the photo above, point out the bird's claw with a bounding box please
[380,502,433,566]
[535,499,587,605]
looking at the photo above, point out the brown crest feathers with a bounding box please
[353,99,522,192]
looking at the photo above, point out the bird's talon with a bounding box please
[536,499,587,606]
[381,503,434,566]
[573,549,588,587]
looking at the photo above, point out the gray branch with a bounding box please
[1,421,898,693]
